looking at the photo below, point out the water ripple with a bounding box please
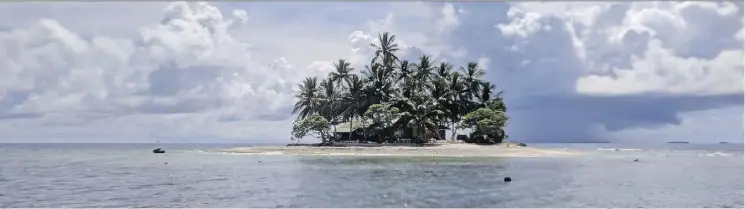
[0,146,742,208]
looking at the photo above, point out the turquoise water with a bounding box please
[0,143,742,207]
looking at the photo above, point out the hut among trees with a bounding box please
[290,32,509,145]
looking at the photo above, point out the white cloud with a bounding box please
[736,15,745,42]
[0,2,304,142]
[350,3,466,61]
[437,3,461,33]
[576,39,743,95]
[477,56,491,71]
[496,7,551,38]
[488,2,742,142]
[0,2,469,142]
[498,2,743,95]
[0,2,740,143]
[0,2,169,38]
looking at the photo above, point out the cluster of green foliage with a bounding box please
[459,103,509,144]
[291,32,509,144]
[363,104,399,135]
[290,114,331,144]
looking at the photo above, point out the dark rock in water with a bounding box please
[153,148,165,154]
[633,159,639,162]
[516,143,527,147]
[504,177,512,182]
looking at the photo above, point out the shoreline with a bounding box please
[217,143,581,158]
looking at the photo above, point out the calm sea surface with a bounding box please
[0,143,742,208]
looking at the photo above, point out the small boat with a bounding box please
[153,148,166,154]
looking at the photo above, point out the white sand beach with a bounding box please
[218,142,581,158]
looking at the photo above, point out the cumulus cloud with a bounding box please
[0,2,302,142]
[0,2,470,142]
[345,2,467,65]
[499,2,743,96]
[437,3,462,33]
[465,2,742,142]
[0,1,741,143]
[496,7,551,39]
[576,39,743,95]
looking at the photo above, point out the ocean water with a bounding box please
[0,143,742,208]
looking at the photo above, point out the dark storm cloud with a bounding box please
[0,112,43,120]
[506,93,743,142]
[444,2,744,142]
[145,63,223,97]
[136,98,215,115]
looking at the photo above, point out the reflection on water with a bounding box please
[291,156,515,208]
[0,143,742,208]
[300,156,507,165]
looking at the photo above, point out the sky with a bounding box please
[0,2,742,143]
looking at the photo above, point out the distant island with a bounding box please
[222,142,579,158]
[666,141,690,144]
[288,32,509,147]
[555,141,611,144]
[222,32,581,157]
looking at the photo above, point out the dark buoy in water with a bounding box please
[504,177,512,182]
[153,148,165,154]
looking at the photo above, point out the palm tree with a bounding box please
[370,32,400,70]
[362,61,396,105]
[412,55,436,91]
[460,62,486,112]
[340,76,366,141]
[292,77,324,119]
[488,91,507,112]
[319,78,340,139]
[460,62,486,99]
[291,31,509,145]
[429,78,452,137]
[476,81,495,105]
[436,62,453,79]
[396,60,412,83]
[329,59,355,88]
[392,93,445,143]
[328,59,354,140]
[444,72,466,140]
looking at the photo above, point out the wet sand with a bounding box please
[218,143,581,158]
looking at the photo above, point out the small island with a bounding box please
[224,32,576,157]
[291,32,508,146]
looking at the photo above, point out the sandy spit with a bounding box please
[217,143,581,158]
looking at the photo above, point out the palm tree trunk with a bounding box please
[344,115,350,141]
[421,128,426,144]
[450,119,458,141]
[332,122,338,142]
[350,116,355,142]
[330,100,338,141]
[417,126,424,144]
[320,131,327,145]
